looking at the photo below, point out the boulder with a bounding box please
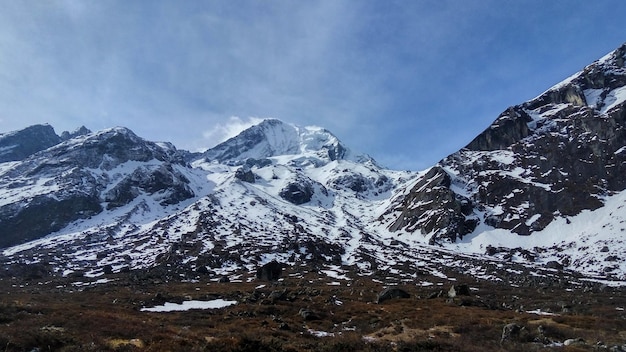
[376,287,410,303]
[234,167,256,183]
[545,261,563,270]
[279,182,314,205]
[448,284,471,298]
[500,323,524,343]
[563,338,585,346]
[298,308,319,321]
[256,261,283,281]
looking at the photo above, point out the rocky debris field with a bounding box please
[1,263,625,352]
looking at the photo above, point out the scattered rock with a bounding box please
[427,290,444,299]
[256,261,284,281]
[298,308,319,321]
[448,284,470,298]
[564,338,585,346]
[501,323,524,343]
[376,287,410,303]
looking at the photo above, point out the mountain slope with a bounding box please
[2,44,626,285]
[380,43,626,279]
[385,43,626,238]
[0,127,197,248]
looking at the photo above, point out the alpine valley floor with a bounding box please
[1,263,625,352]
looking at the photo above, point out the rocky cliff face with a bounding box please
[0,127,195,248]
[384,167,477,244]
[385,43,626,242]
[0,124,62,162]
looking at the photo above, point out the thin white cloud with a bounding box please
[202,116,265,148]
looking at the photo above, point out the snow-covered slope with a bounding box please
[2,43,626,286]
[202,119,370,166]
[381,43,626,281]
[0,127,198,248]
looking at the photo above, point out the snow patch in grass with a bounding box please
[141,299,237,312]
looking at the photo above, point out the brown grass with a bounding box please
[0,266,624,351]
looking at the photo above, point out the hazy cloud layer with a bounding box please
[1,1,625,169]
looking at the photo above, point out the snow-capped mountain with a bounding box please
[1,43,626,285]
[1,120,426,282]
[0,127,196,248]
[202,119,368,165]
[382,43,626,279]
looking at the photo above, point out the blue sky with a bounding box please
[1,1,625,170]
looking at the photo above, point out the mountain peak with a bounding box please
[526,42,626,113]
[201,119,364,165]
[0,124,61,162]
[60,126,92,140]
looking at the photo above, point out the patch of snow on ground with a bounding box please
[141,299,237,312]
[307,329,335,337]
[526,309,559,316]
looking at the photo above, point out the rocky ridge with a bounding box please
[384,43,626,242]
[1,44,626,286]
[0,127,196,248]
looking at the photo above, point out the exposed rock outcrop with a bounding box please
[386,43,626,242]
[0,124,61,162]
[234,167,256,183]
[386,167,477,243]
[256,261,283,281]
[279,180,314,205]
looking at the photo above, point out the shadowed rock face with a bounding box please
[256,261,283,281]
[0,195,103,248]
[465,107,533,152]
[385,167,477,243]
[0,124,61,162]
[386,43,626,242]
[279,181,314,205]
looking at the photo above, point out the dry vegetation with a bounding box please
[0,264,625,351]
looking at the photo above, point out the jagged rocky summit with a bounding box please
[1,43,626,284]
[0,124,92,163]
